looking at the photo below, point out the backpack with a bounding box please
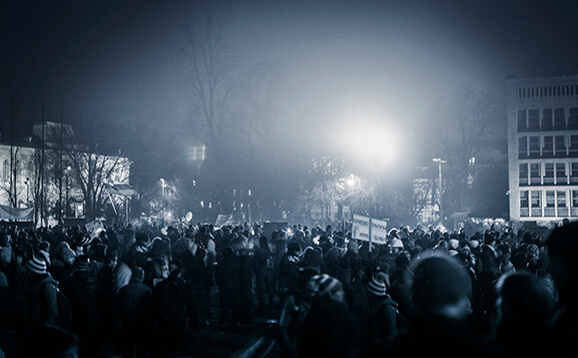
[44,282,72,331]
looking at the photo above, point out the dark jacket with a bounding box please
[26,273,59,329]
[63,269,101,336]
[297,298,359,358]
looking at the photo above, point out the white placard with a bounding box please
[352,214,371,242]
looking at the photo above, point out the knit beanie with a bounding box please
[313,274,342,299]
[27,256,47,275]
[367,276,387,296]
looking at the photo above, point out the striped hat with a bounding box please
[27,256,47,275]
[367,276,387,296]
[312,274,342,299]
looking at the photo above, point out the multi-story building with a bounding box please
[508,75,578,226]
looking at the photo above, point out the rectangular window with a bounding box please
[557,163,567,185]
[570,135,578,158]
[528,109,540,131]
[520,191,529,207]
[519,137,528,158]
[531,191,541,207]
[530,163,541,185]
[545,191,556,217]
[572,163,578,184]
[531,190,542,216]
[517,110,527,132]
[555,136,566,157]
[557,191,567,207]
[543,136,554,157]
[544,163,555,185]
[573,191,578,207]
[569,108,578,130]
[519,163,529,185]
[555,108,566,130]
[546,191,555,207]
[558,191,569,217]
[543,108,553,131]
[529,136,540,158]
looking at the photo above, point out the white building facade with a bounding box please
[508,75,578,226]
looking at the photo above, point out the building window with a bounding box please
[530,163,541,185]
[544,163,555,185]
[519,163,529,185]
[543,136,554,157]
[570,135,578,158]
[556,163,567,185]
[518,137,528,159]
[517,110,527,132]
[555,136,566,157]
[555,108,566,130]
[558,190,569,217]
[520,190,529,217]
[572,163,578,184]
[546,191,555,207]
[529,136,540,158]
[572,191,578,207]
[531,190,542,217]
[557,191,567,207]
[528,109,540,131]
[2,160,8,183]
[545,191,556,217]
[569,108,578,130]
[543,108,553,131]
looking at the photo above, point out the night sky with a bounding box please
[2,0,578,165]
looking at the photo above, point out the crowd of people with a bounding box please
[0,218,576,357]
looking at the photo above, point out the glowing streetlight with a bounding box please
[432,158,447,224]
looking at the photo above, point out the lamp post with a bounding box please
[432,158,447,225]
[160,178,166,224]
[65,166,71,220]
[24,177,30,207]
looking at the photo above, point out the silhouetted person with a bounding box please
[545,221,578,357]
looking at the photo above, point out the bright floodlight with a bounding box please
[330,102,401,173]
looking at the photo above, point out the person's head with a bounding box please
[27,256,48,277]
[545,221,578,305]
[495,272,555,327]
[130,266,145,284]
[103,253,118,269]
[313,274,345,303]
[410,253,472,320]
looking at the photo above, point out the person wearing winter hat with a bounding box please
[63,253,100,356]
[390,238,404,256]
[297,274,358,358]
[26,256,60,328]
[364,273,401,352]
[393,252,506,357]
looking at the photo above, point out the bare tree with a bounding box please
[67,114,130,221]
[175,14,235,151]
[430,84,502,213]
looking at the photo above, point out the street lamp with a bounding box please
[160,178,166,224]
[432,158,447,225]
[24,177,30,207]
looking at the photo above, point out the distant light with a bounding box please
[200,201,204,208]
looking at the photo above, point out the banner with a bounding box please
[352,214,370,241]
[0,204,34,221]
[215,214,234,227]
[370,218,388,245]
[352,214,388,246]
